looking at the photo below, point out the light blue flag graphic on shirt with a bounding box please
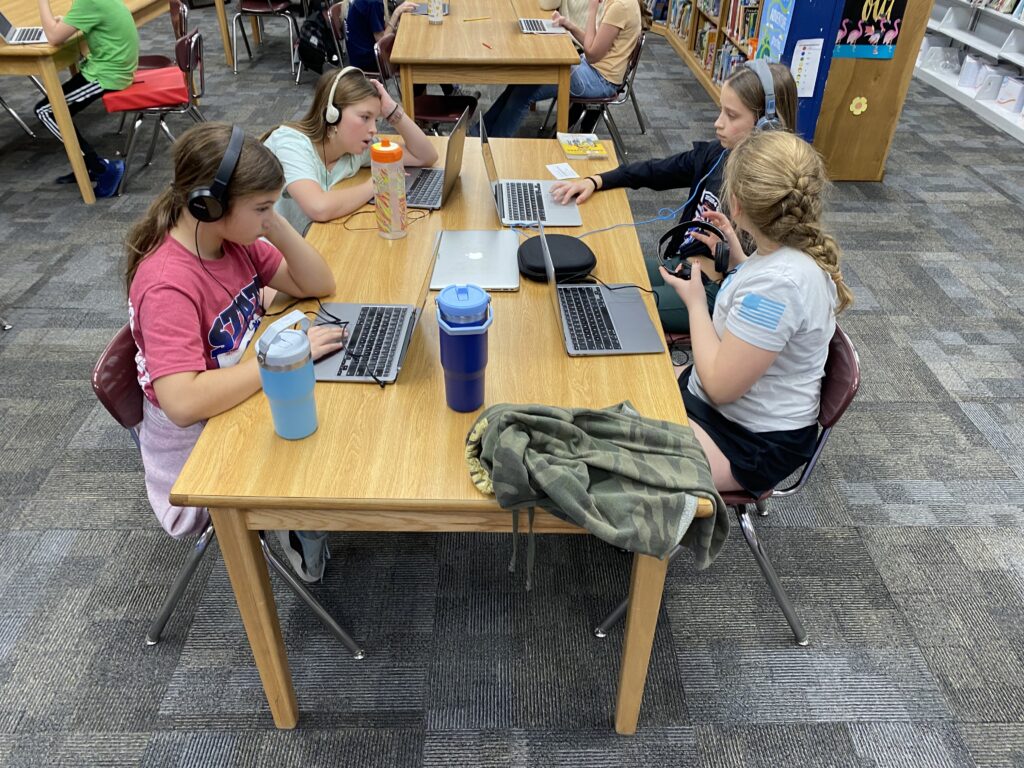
[737,293,786,331]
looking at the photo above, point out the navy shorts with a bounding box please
[678,368,818,496]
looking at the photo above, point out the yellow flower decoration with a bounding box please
[850,96,868,116]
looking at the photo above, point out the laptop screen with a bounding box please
[0,11,14,37]
[440,107,470,200]
[537,222,563,326]
[478,120,506,224]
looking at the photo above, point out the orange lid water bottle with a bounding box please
[371,138,407,240]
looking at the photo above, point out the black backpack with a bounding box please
[298,10,340,74]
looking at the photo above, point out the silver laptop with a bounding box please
[0,11,46,45]
[429,230,521,291]
[519,18,566,34]
[480,119,582,227]
[406,106,469,210]
[537,222,663,356]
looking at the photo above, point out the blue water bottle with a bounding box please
[256,310,318,440]
[436,284,493,412]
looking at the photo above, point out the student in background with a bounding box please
[345,0,416,72]
[262,67,437,236]
[35,0,138,196]
[479,0,648,138]
[550,62,798,335]
[661,131,853,495]
[126,123,344,581]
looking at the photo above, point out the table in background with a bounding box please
[391,0,579,132]
[171,136,711,734]
[0,0,167,203]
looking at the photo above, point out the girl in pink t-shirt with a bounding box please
[125,122,344,581]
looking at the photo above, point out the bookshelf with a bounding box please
[658,0,762,103]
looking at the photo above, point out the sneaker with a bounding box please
[55,167,103,184]
[93,158,125,198]
[275,530,330,583]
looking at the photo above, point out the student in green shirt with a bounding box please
[34,0,139,197]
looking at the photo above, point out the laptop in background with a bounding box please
[518,18,566,34]
[480,119,582,227]
[537,222,663,356]
[429,230,521,291]
[0,11,46,45]
[406,106,470,210]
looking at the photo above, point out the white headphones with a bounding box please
[324,66,365,125]
[743,59,783,132]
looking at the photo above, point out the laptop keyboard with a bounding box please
[13,27,45,43]
[505,181,545,222]
[520,18,546,32]
[407,168,443,206]
[336,305,409,378]
[559,286,622,351]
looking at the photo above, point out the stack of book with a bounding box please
[668,0,693,39]
[725,0,759,49]
[694,21,718,71]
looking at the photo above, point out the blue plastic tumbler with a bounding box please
[436,284,493,412]
[256,310,318,440]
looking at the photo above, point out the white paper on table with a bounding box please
[546,163,580,180]
[790,38,823,99]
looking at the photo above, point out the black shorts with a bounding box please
[678,367,818,496]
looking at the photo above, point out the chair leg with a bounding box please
[735,504,808,646]
[756,499,769,516]
[1,317,11,330]
[146,524,216,645]
[629,87,647,135]
[593,543,684,637]
[259,532,365,659]
[142,118,163,166]
[537,98,556,137]
[286,15,296,76]
[115,111,127,136]
[0,94,35,138]
[158,117,176,145]
[118,114,145,195]
[187,105,206,123]
[602,107,626,159]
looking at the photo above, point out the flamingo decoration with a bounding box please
[836,19,850,46]
[845,20,865,45]
[867,20,886,46]
[882,18,901,46]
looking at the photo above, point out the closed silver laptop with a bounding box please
[429,230,521,291]
[406,106,470,210]
[480,119,582,227]
[0,11,46,45]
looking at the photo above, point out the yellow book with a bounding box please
[556,132,609,159]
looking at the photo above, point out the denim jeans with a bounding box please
[481,56,618,138]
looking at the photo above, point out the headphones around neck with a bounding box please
[744,58,783,132]
[324,66,366,125]
[659,219,730,280]
[187,124,244,223]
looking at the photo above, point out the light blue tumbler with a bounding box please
[256,310,318,440]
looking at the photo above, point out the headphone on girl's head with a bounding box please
[324,66,366,125]
[744,59,783,132]
[659,219,730,279]
[187,124,244,223]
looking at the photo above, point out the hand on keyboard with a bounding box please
[309,324,348,360]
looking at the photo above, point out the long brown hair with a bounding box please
[124,122,285,292]
[724,62,798,133]
[724,131,853,313]
[636,0,653,31]
[262,68,379,145]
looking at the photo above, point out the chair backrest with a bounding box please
[176,29,204,102]
[623,30,646,92]
[818,324,860,428]
[169,0,188,39]
[374,32,396,84]
[326,2,346,64]
[92,324,144,431]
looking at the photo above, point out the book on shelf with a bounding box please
[712,40,748,83]
[556,132,609,159]
[725,0,759,42]
[668,0,693,38]
[697,0,721,18]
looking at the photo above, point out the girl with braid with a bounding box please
[660,131,853,495]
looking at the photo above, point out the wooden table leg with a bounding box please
[210,508,298,729]
[556,65,570,133]
[399,64,415,123]
[251,17,262,46]
[213,0,234,66]
[37,59,95,204]
[614,552,668,735]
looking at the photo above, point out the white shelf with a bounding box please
[915,65,1024,143]
[939,24,1004,57]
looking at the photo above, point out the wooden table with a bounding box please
[171,136,712,734]
[391,0,580,132]
[0,0,167,203]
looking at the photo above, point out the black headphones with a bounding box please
[659,219,730,280]
[744,59,783,132]
[187,124,245,223]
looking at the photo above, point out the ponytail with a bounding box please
[125,189,184,293]
[637,0,653,30]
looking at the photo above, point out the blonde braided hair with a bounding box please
[724,131,853,313]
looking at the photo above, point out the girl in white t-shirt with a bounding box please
[660,131,854,495]
[263,67,438,235]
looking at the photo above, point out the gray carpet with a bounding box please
[1,13,1023,767]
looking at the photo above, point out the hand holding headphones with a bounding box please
[658,218,730,281]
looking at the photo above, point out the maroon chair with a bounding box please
[232,0,301,77]
[593,325,862,646]
[137,0,190,70]
[92,325,364,655]
[374,34,477,134]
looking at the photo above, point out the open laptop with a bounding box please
[313,267,431,383]
[480,119,581,227]
[429,229,521,291]
[0,11,46,45]
[537,222,663,356]
[518,18,566,34]
[406,106,469,210]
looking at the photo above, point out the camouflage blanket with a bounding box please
[466,401,728,583]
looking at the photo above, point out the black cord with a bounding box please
[311,298,387,388]
[585,273,660,310]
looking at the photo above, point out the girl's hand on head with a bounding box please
[369,78,398,117]
[307,324,347,361]
[659,260,705,308]
[550,179,594,205]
